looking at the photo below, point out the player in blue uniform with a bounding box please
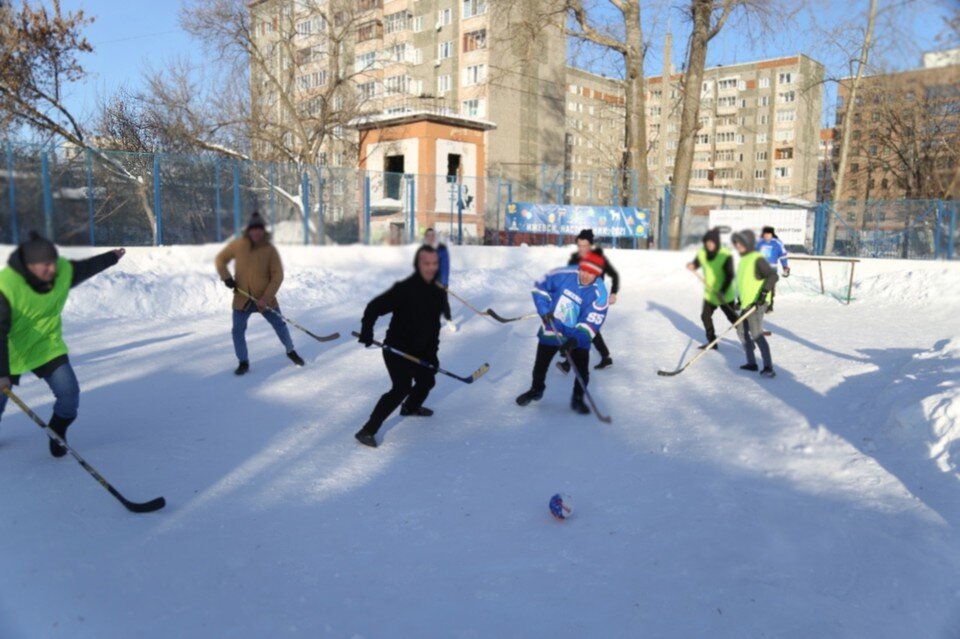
[756,226,790,312]
[515,251,609,415]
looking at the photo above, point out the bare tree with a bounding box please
[129,0,417,240]
[0,0,163,243]
[824,0,878,254]
[567,0,651,209]
[666,0,736,250]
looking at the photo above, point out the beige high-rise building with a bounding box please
[248,0,566,189]
[565,52,825,206]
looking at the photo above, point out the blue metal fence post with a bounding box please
[232,162,241,237]
[269,163,277,232]
[661,185,671,250]
[363,173,371,245]
[457,182,464,246]
[301,171,310,245]
[506,181,514,246]
[494,177,502,247]
[934,200,943,260]
[85,148,95,246]
[6,141,19,244]
[153,153,163,246]
[948,203,957,261]
[318,173,325,245]
[405,174,415,243]
[41,149,54,239]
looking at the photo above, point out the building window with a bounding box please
[759,114,769,125]
[438,8,452,26]
[778,72,793,84]
[462,98,484,117]
[463,0,488,19]
[775,147,794,160]
[357,20,382,42]
[462,64,485,86]
[355,51,377,72]
[384,11,410,34]
[756,151,768,161]
[759,77,770,89]
[463,28,486,52]
[776,109,796,122]
[757,133,768,143]
[696,134,709,145]
[774,166,791,178]
[438,41,453,59]
[717,78,738,91]
[413,16,423,32]
[384,75,411,95]
[437,74,452,94]
[778,91,796,103]
[759,96,770,107]
[775,129,794,142]
[358,81,378,100]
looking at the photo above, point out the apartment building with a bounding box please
[248,0,565,189]
[817,127,836,202]
[565,52,824,205]
[834,50,960,202]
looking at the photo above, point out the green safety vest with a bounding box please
[0,258,73,375]
[736,251,769,307]
[697,247,736,305]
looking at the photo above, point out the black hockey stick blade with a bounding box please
[657,366,686,377]
[118,493,167,513]
[301,327,340,342]
[485,308,536,323]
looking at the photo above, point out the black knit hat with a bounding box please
[246,211,266,230]
[20,231,58,265]
[702,227,721,247]
[761,226,777,238]
[576,228,594,243]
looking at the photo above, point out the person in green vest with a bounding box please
[687,227,738,350]
[731,229,778,378]
[0,232,126,456]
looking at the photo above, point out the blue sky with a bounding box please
[49,0,959,129]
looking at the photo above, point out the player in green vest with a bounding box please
[0,232,126,456]
[687,227,738,350]
[731,229,778,378]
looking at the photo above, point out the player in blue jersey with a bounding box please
[515,251,609,415]
[756,226,790,312]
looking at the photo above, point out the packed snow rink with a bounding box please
[1,244,958,639]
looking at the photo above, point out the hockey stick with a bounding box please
[485,308,539,323]
[435,283,536,324]
[236,288,339,342]
[657,305,757,377]
[545,318,612,424]
[351,332,489,384]
[2,388,166,513]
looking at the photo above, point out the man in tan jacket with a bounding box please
[215,211,304,375]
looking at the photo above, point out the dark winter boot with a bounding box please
[47,414,75,458]
[594,357,613,370]
[570,395,590,415]
[400,404,434,417]
[760,366,776,378]
[234,360,250,376]
[556,359,571,374]
[287,350,305,367]
[740,363,759,372]
[515,389,544,406]
[354,430,378,448]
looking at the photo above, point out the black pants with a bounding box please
[560,332,610,363]
[701,300,739,342]
[362,350,437,435]
[531,343,589,398]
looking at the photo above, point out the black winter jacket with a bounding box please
[361,273,445,360]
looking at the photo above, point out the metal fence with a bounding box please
[2,141,956,259]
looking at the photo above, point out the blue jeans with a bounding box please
[0,361,81,421]
[232,307,295,362]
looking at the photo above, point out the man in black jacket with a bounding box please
[686,227,739,349]
[558,228,618,371]
[0,232,125,456]
[354,245,446,447]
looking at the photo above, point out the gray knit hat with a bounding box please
[246,211,266,230]
[20,231,58,264]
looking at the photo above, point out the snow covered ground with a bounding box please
[0,243,958,639]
